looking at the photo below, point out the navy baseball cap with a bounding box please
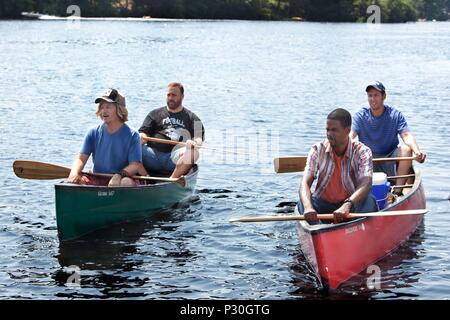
[366,81,386,93]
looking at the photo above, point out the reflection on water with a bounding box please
[53,198,201,299]
[1,20,450,299]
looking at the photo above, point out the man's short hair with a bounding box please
[168,82,184,95]
[327,108,352,128]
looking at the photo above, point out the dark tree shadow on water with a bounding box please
[52,196,201,299]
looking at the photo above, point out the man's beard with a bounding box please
[167,100,181,110]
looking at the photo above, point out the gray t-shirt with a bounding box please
[139,106,205,152]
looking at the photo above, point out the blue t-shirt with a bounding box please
[80,123,142,174]
[352,105,409,155]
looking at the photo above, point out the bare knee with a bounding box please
[176,150,199,166]
[136,163,148,176]
[120,177,136,187]
[399,145,412,157]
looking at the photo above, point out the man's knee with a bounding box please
[354,195,378,213]
[399,145,412,156]
[120,177,136,187]
[184,149,199,165]
[137,163,148,176]
[174,148,198,166]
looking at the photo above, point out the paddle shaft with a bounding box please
[143,136,186,146]
[230,209,428,223]
[387,174,415,180]
[373,156,417,163]
[391,184,414,189]
[13,160,185,185]
[274,156,418,173]
[84,171,184,185]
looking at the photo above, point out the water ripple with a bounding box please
[1,20,449,299]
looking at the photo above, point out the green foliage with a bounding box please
[384,0,419,22]
[412,0,449,20]
[0,0,448,22]
[293,0,357,22]
[0,0,35,18]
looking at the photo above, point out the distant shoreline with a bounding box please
[0,11,447,23]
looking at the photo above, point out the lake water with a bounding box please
[0,20,449,300]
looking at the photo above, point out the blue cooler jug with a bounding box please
[371,172,391,210]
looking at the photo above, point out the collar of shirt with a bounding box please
[324,137,353,159]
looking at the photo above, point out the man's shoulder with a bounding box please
[384,105,403,116]
[88,124,103,135]
[354,106,371,117]
[149,106,167,115]
[182,106,201,119]
[311,139,329,151]
[351,139,372,154]
[111,124,137,140]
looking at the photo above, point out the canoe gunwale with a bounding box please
[54,165,199,241]
[297,168,423,236]
[295,167,426,289]
[55,165,198,191]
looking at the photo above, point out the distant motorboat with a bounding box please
[21,12,43,19]
[21,12,62,20]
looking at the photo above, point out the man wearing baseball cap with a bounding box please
[68,88,146,186]
[350,81,426,195]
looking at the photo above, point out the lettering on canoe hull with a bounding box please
[345,223,365,235]
[97,191,115,197]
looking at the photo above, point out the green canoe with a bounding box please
[55,166,198,241]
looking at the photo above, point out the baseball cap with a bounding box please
[366,81,386,93]
[95,88,126,107]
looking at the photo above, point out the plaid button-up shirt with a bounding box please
[304,138,373,199]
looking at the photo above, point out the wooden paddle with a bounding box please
[274,156,418,173]
[229,209,428,223]
[143,136,186,146]
[12,160,186,186]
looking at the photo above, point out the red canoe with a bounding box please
[296,168,426,289]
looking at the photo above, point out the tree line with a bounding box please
[1,0,449,22]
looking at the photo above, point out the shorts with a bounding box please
[373,148,399,177]
[142,145,184,173]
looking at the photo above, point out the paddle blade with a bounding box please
[274,156,307,173]
[13,160,70,180]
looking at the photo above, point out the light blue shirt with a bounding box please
[81,123,142,173]
[352,105,409,155]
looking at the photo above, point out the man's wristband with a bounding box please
[120,170,130,178]
[344,198,354,206]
